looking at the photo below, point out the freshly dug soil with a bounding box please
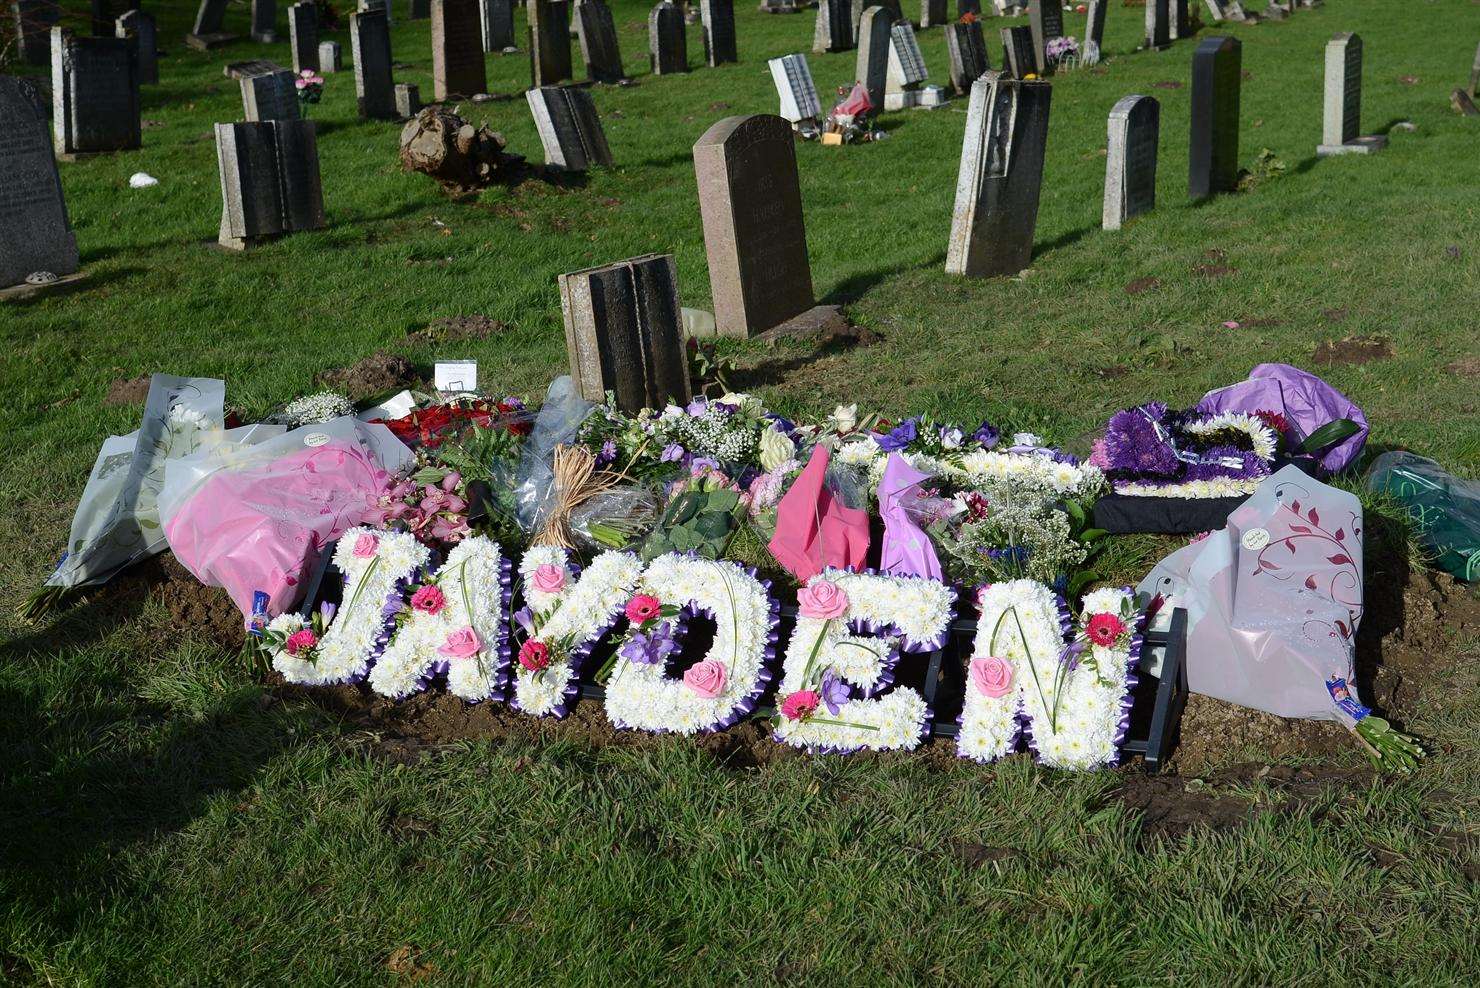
[316,351,421,400]
[1312,336,1393,366]
[104,375,152,406]
[407,314,510,345]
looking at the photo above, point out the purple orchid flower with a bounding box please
[621,622,678,665]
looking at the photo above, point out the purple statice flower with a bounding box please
[685,398,708,416]
[660,443,686,463]
[621,622,678,665]
[972,420,1000,449]
[596,439,617,466]
[690,456,720,474]
[1102,403,1179,476]
[877,417,919,453]
[504,397,526,411]
[381,596,404,620]
[820,668,851,716]
[1185,446,1266,482]
[1049,449,1081,467]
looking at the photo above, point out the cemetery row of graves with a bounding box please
[6,1,1475,776]
[4,0,1480,979]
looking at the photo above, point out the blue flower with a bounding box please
[621,622,678,666]
[877,417,919,453]
[660,443,686,462]
[820,668,851,715]
[597,439,617,466]
[971,420,1000,449]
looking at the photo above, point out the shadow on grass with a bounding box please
[821,250,947,304]
[0,677,317,932]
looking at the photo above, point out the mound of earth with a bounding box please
[316,351,421,400]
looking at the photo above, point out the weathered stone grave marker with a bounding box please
[51,28,141,160]
[1027,0,1062,76]
[396,83,422,117]
[693,113,819,337]
[115,10,157,86]
[649,1,688,75]
[1317,33,1385,156]
[946,70,1051,277]
[289,2,319,73]
[575,0,626,81]
[251,0,278,42]
[1144,0,1169,52]
[768,53,821,129]
[432,0,489,100]
[814,0,853,54]
[559,254,691,414]
[12,0,61,66]
[241,68,301,122]
[0,75,80,293]
[885,21,946,108]
[1083,0,1106,66]
[351,9,398,119]
[856,6,895,112]
[215,119,325,250]
[1103,94,1159,230]
[320,41,343,72]
[1189,35,1240,199]
[919,0,946,29]
[528,85,613,170]
[530,0,574,87]
[946,18,989,96]
[187,0,236,49]
[481,0,515,51]
[1000,24,1034,80]
[700,0,737,66]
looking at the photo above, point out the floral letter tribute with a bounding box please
[774,570,954,753]
[266,529,429,686]
[368,535,511,702]
[603,554,779,735]
[958,581,1142,769]
[512,547,643,717]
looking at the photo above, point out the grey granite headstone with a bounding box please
[0,75,79,288]
[946,20,988,96]
[216,119,325,250]
[1317,33,1384,156]
[559,253,691,414]
[768,53,821,125]
[319,40,343,71]
[396,83,422,117]
[1083,0,1106,66]
[1027,0,1062,76]
[251,0,278,42]
[409,0,432,17]
[1144,0,1169,52]
[813,0,853,54]
[699,0,736,66]
[946,70,1051,277]
[575,0,625,81]
[919,0,946,28]
[649,2,687,75]
[1168,0,1188,40]
[856,6,894,112]
[693,113,815,338]
[1000,25,1034,80]
[241,69,301,122]
[758,0,800,11]
[529,0,574,87]
[1189,34,1239,199]
[480,0,514,51]
[188,0,236,49]
[289,2,319,73]
[875,0,902,20]
[885,22,944,109]
[115,11,157,86]
[51,28,141,159]
[528,85,612,169]
[1103,94,1158,230]
[226,58,287,79]
[351,10,397,119]
[359,0,394,25]
[432,0,488,100]
[13,0,61,66]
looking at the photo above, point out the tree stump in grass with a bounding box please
[398,107,528,194]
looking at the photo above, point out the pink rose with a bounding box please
[438,626,483,659]
[352,532,379,558]
[780,689,820,722]
[284,628,318,657]
[970,656,1013,698]
[682,659,728,699]
[518,639,551,671]
[797,579,849,621]
[531,563,567,594]
[625,594,663,625]
[410,584,447,615]
[1086,613,1126,648]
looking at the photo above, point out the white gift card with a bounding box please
[434,360,477,393]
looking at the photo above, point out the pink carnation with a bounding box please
[410,584,447,615]
[284,628,318,657]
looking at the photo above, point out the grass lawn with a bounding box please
[4,0,1480,982]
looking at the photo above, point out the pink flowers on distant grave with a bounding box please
[296,70,325,90]
[296,70,325,115]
